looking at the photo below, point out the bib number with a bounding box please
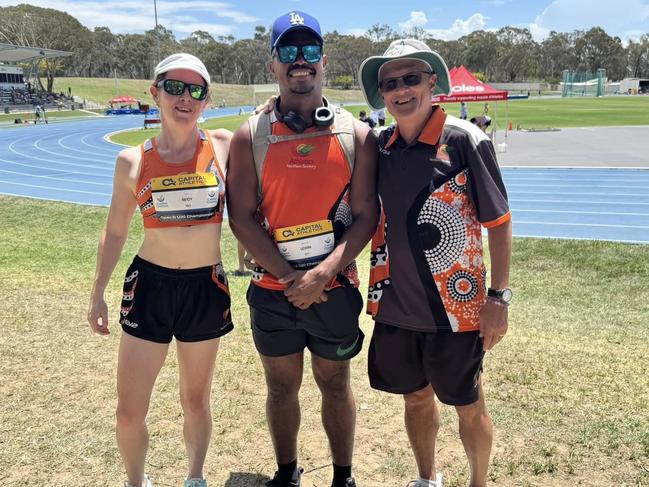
[151,172,220,223]
[275,219,334,269]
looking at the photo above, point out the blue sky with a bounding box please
[4,0,649,42]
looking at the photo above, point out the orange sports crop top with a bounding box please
[136,129,225,228]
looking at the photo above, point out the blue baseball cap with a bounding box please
[271,11,323,50]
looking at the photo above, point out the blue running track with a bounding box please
[0,111,647,244]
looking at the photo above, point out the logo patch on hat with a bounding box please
[289,12,305,25]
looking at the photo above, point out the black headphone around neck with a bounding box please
[275,97,334,133]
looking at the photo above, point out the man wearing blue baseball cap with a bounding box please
[359,39,512,487]
[227,10,378,487]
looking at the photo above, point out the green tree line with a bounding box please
[1,4,648,91]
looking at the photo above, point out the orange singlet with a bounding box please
[136,129,225,228]
[253,121,358,290]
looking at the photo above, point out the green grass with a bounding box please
[1,194,648,486]
[0,108,104,124]
[108,96,649,147]
[54,77,365,108]
[446,96,649,130]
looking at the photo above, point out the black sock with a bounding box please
[333,463,352,484]
[277,459,298,483]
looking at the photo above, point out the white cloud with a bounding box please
[531,0,649,41]
[0,0,254,37]
[399,11,428,31]
[528,23,550,41]
[426,13,489,41]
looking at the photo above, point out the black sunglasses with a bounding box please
[157,79,208,101]
[379,71,432,93]
[274,44,322,64]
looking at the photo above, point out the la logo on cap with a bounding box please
[289,12,305,25]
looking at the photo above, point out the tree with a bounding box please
[540,31,578,81]
[324,33,375,86]
[574,27,626,80]
[460,31,499,79]
[495,27,539,81]
[626,35,649,78]
[364,24,398,43]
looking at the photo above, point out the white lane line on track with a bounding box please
[33,134,114,164]
[80,133,121,153]
[0,191,108,207]
[510,198,649,206]
[504,165,649,170]
[515,220,649,229]
[508,191,648,197]
[0,157,114,175]
[103,128,133,147]
[503,176,649,183]
[0,168,111,186]
[6,140,115,171]
[512,208,649,217]
[506,183,649,189]
[0,179,111,195]
[57,132,118,157]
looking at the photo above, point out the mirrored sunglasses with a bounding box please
[379,71,432,93]
[275,44,322,64]
[158,79,208,101]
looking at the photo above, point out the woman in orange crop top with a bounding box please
[87,53,232,487]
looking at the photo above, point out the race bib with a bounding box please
[151,172,220,222]
[275,219,334,269]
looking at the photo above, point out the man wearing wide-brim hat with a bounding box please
[359,39,513,487]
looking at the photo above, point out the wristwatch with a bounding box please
[487,287,513,304]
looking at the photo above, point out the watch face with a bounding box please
[501,288,513,303]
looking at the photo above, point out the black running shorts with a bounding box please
[368,322,484,405]
[119,255,233,343]
[247,283,364,361]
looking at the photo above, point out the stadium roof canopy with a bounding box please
[0,43,74,63]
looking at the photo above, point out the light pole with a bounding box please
[153,0,161,64]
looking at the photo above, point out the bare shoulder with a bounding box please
[208,128,233,146]
[115,146,141,178]
[352,118,377,148]
[232,119,252,144]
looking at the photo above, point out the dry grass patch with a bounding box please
[1,195,648,486]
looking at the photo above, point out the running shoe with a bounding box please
[332,477,357,487]
[124,474,153,487]
[265,467,303,486]
[184,478,207,487]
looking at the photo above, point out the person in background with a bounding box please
[459,101,468,120]
[359,110,375,128]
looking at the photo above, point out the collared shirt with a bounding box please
[369,105,510,332]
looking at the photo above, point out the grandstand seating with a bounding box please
[0,86,73,111]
